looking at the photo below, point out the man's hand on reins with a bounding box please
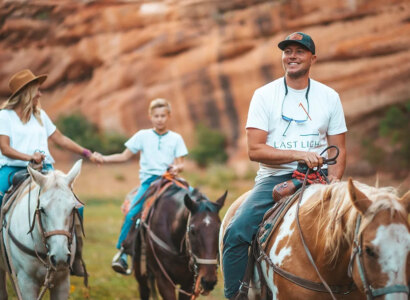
[299,151,323,169]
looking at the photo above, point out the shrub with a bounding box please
[55,113,127,155]
[379,101,410,168]
[190,124,228,167]
[361,101,410,174]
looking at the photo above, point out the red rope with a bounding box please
[292,170,327,185]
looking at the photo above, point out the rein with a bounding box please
[5,177,80,300]
[258,145,409,299]
[142,193,218,300]
[257,146,356,298]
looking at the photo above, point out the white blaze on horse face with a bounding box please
[203,215,211,227]
[372,223,410,300]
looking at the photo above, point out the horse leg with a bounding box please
[154,271,177,300]
[16,272,40,300]
[0,268,7,300]
[134,265,150,300]
[49,271,70,300]
[133,235,151,300]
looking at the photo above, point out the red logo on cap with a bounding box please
[288,33,303,41]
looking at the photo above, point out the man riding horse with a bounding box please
[221,32,347,299]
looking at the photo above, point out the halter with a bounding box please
[348,215,410,299]
[27,189,76,257]
[6,178,82,300]
[143,206,218,300]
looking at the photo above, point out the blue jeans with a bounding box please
[0,166,26,204]
[116,175,160,249]
[222,174,293,298]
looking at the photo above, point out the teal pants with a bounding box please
[0,166,26,204]
[116,175,159,249]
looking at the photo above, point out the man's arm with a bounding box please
[247,128,322,169]
[326,133,346,182]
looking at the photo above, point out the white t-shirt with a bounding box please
[246,77,347,181]
[0,109,56,167]
[125,129,188,182]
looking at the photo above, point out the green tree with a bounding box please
[56,113,127,155]
[190,124,228,167]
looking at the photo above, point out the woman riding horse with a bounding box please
[0,69,102,276]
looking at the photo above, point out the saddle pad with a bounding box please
[141,182,174,222]
[141,173,189,222]
[257,191,301,251]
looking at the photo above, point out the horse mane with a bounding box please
[163,185,218,213]
[302,181,404,264]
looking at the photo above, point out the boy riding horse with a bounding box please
[100,98,188,274]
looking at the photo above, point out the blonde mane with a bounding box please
[302,181,404,263]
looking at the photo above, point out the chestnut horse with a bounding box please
[220,179,410,299]
[134,184,226,300]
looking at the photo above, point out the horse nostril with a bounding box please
[200,277,217,291]
[50,255,57,267]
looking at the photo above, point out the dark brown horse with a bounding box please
[133,183,226,300]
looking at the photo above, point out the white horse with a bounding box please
[0,160,83,300]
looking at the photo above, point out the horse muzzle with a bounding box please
[200,277,217,293]
[49,251,71,270]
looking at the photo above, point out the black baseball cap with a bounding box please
[278,32,315,54]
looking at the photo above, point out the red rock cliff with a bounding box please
[1,0,409,158]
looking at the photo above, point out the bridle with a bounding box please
[6,179,83,300]
[27,188,77,262]
[347,215,410,299]
[256,145,409,299]
[185,213,219,298]
[143,206,219,300]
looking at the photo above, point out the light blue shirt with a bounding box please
[125,129,188,182]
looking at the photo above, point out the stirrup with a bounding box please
[238,280,250,294]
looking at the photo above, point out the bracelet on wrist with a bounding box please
[82,149,92,159]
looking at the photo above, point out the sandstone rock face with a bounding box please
[1,0,409,160]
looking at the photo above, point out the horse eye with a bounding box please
[39,207,46,215]
[189,226,196,235]
[365,246,376,258]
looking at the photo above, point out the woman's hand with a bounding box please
[31,151,45,163]
[90,152,104,164]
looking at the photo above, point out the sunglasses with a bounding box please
[281,78,310,136]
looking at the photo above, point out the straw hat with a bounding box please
[8,69,47,100]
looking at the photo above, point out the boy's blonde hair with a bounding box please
[149,98,171,115]
[1,82,43,125]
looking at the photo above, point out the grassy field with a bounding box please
[4,160,409,299]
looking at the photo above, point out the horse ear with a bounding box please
[27,166,47,186]
[348,178,371,214]
[184,194,198,213]
[66,159,82,188]
[399,190,410,213]
[215,190,228,211]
